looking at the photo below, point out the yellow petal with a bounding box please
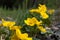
[40,12,49,19]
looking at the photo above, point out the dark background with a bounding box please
[0,0,60,10]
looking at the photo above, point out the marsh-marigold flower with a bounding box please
[29,9,39,13]
[40,12,49,19]
[16,29,21,35]
[16,29,28,39]
[24,17,42,26]
[11,34,20,40]
[10,26,22,30]
[24,18,35,26]
[29,4,49,19]
[29,4,47,13]
[26,37,32,40]
[2,19,15,27]
[18,33,28,40]
[38,26,47,33]
[38,4,47,12]
[32,17,42,26]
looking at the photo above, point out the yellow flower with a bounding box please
[36,21,42,26]
[38,26,47,33]
[16,29,21,35]
[26,37,32,40]
[11,34,20,40]
[11,32,32,40]
[38,4,47,12]
[19,33,28,40]
[32,17,39,24]
[16,29,28,40]
[29,4,49,19]
[10,26,22,30]
[40,12,49,19]
[2,19,15,27]
[24,18,35,26]
[29,9,39,13]
[29,4,47,13]
[24,17,42,26]
[32,17,42,26]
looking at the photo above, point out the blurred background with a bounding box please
[0,0,60,40]
[0,0,60,9]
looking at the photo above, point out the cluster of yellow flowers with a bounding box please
[24,4,49,33]
[0,19,32,40]
[24,17,46,33]
[0,4,54,40]
[29,4,49,19]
